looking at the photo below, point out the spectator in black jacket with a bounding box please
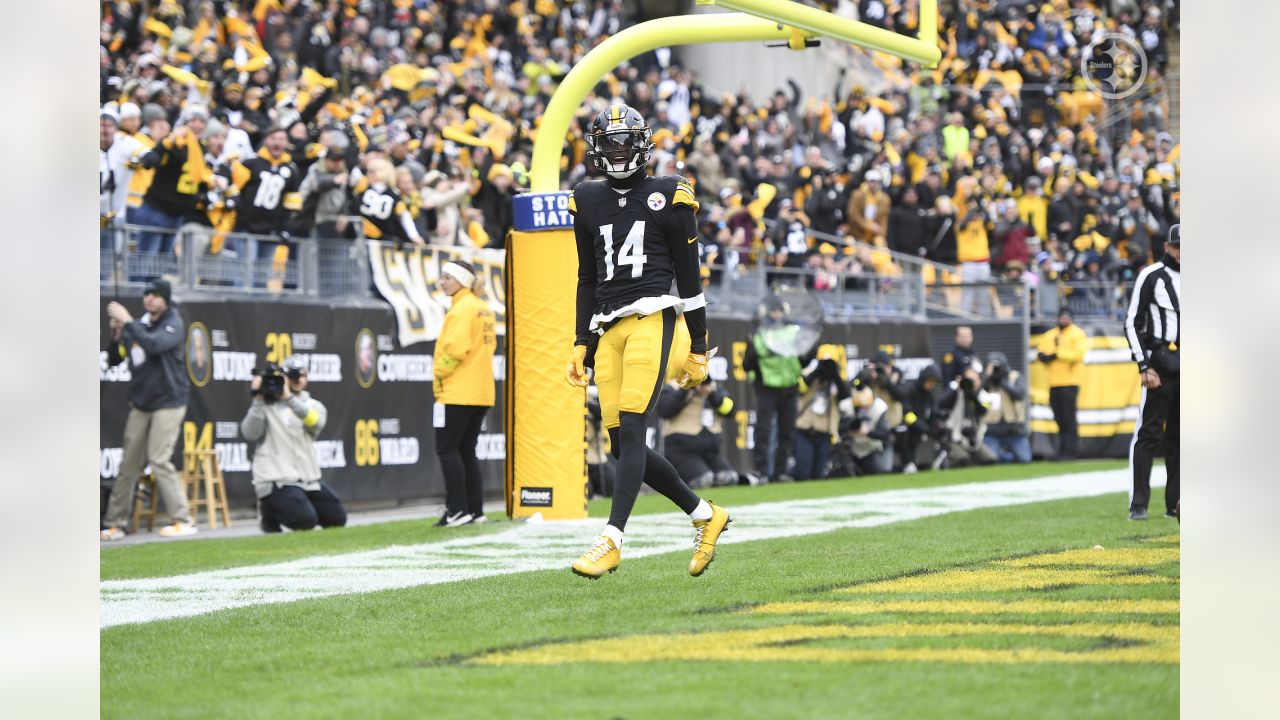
[803,167,844,235]
[471,159,517,249]
[888,185,929,259]
[897,364,944,473]
[101,279,196,541]
[1047,176,1080,245]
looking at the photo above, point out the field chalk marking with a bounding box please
[101,468,1164,628]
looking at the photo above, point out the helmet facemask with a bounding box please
[589,126,652,179]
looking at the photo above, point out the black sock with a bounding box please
[641,448,701,515]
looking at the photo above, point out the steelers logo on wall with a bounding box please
[354,328,376,389]
[186,321,212,387]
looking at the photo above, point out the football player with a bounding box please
[566,104,731,579]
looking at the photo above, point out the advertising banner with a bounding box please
[366,242,506,348]
[100,297,506,511]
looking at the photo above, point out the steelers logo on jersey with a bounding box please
[647,192,666,211]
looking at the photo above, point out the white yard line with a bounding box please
[101,468,1164,629]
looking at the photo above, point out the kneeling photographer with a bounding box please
[241,357,347,533]
[981,351,1031,464]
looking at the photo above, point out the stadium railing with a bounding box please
[704,261,926,319]
[1037,279,1134,322]
[101,223,372,299]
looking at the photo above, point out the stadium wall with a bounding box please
[99,295,1135,511]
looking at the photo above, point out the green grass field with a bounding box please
[101,461,1178,719]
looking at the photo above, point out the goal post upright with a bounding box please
[507,2,940,519]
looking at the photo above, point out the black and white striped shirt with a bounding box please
[1125,256,1181,372]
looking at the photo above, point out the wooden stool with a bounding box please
[182,449,232,529]
[130,473,159,533]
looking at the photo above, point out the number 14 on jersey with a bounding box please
[599,221,647,280]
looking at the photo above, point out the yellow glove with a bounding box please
[677,352,709,389]
[566,345,588,388]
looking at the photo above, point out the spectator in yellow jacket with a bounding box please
[432,259,498,527]
[1037,308,1088,460]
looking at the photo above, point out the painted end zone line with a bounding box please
[101,469,1164,629]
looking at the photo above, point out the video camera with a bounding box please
[253,361,304,401]
[254,363,287,400]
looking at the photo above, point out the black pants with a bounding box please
[1048,385,1080,460]
[1130,374,1180,513]
[260,483,347,532]
[664,432,733,484]
[753,385,798,478]
[436,404,489,517]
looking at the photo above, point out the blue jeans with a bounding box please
[132,202,181,253]
[129,203,182,282]
[984,433,1032,464]
[792,430,831,480]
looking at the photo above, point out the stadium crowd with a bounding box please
[98,1,1176,492]
[100,0,1180,291]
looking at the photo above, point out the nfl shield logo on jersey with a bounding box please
[647,192,666,211]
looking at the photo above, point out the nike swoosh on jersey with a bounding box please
[688,236,697,244]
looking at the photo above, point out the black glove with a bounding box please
[1037,352,1056,363]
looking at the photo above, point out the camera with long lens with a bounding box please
[255,363,286,400]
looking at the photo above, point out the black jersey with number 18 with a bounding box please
[570,174,699,325]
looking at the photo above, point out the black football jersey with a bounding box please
[571,175,697,310]
[232,152,302,234]
[351,176,410,240]
[571,174,706,350]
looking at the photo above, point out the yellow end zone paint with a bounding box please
[469,541,1179,667]
[751,599,1180,616]
[470,622,1179,666]
[840,545,1178,594]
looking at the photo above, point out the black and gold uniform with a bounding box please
[571,173,707,428]
[139,130,209,221]
[566,103,728,580]
[350,174,418,241]
[230,149,303,235]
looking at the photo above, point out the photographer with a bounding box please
[241,357,347,533]
[744,296,804,483]
[657,378,738,489]
[897,364,944,473]
[981,351,1031,464]
[792,354,852,480]
[936,360,998,468]
[831,387,894,477]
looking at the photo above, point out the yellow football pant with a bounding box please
[595,308,691,430]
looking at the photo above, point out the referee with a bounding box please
[1124,224,1180,521]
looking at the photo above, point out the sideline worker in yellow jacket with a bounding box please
[432,259,497,527]
[1036,308,1088,460]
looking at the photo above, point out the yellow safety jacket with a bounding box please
[1037,324,1088,387]
[433,288,497,406]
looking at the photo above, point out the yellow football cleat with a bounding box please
[572,535,620,579]
[689,502,731,576]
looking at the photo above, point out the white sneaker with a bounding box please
[100,527,127,542]
[902,463,918,474]
[470,514,489,525]
[158,521,198,538]
[445,512,474,528]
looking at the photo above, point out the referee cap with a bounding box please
[1167,223,1180,246]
